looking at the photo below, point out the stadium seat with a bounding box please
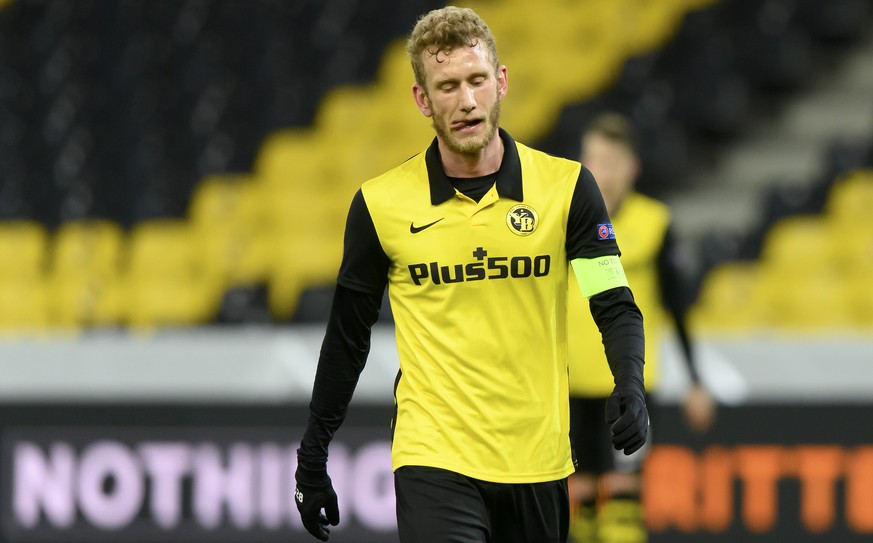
[826,170,873,273]
[268,229,344,319]
[123,218,222,327]
[0,278,50,332]
[47,220,125,328]
[126,219,201,280]
[826,169,873,222]
[188,174,276,286]
[51,219,124,280]
[315,84,383,138]
[844,270,873,326]
[754,262,851,329]
[0,220,49,280]
[759,215,836,268]
[689,261,765,330]
[198,227,274,287]
[268,266,309,321]
[49,275,124,329]
[256,178,348,235]
[124,275,217,329]
[254,129,328,188]
[842,220,873,271]
[188,174,261,229]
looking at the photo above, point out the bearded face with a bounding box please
[414,42,506,157]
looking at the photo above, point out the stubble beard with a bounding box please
[433,99,501,156]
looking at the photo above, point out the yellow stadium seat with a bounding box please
[826,169,873,222]
[268,230,344,319]
[268,267,309,321]
[255,129,334,188]
[338,93,432,178]
[49,275,124,328]
[0,220,49,279]
[754,262,851,329]
[254,132,357,221]
[760,215,838,269]
[844,270,873,326]
[198,227,274,286]
[315,84,382,137]
[0,278,50,332]
[126,219,201,280]
[258,182,348,236]
[124,275,217,329]
[189,176,275,286]
[846,225,873,271]
[276,229,343,284]
[689,262,765,331]
[49,220,126,328]
[123,219,222,327]
[826,171,873,272]
[376,40,415,91]
[189,174,261,230]
[51,219,123,280]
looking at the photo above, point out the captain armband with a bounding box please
[571,255,629,298]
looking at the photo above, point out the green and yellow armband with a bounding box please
[571,255,629,298]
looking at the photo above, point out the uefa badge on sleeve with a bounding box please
[506,204,538,236]
[597,223,616,240]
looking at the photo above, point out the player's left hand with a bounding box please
[295,461,340,541]
[606,386,649,455]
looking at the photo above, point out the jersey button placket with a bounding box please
[470,190,498,227]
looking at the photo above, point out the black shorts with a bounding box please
[394,465,569,543]
[569,395,654,476]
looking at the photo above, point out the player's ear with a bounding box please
[496,65,508,102]
[412,83,432,117]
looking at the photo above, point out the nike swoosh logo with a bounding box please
[409,218,444,234]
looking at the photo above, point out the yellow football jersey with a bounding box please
[350,130,622,483]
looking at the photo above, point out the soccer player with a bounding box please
[295,8,648,542]
[567,113,716,543]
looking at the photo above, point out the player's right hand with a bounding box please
[295,461,340,541]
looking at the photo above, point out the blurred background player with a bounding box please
[567,113,717,543]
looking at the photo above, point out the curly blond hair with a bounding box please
[406,6,499,88]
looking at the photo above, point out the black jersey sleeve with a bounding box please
[588,286,646,394]
[298,189,389,470]
[337,189,390,295]
[566,166,621,261]
[297,284,384,469]
[656,224,699,383]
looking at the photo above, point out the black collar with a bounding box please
[425,128,524,205]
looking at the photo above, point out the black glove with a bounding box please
[606,385,649,455]
[295,458,340,541]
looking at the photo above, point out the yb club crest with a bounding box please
[506,204,538,236]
